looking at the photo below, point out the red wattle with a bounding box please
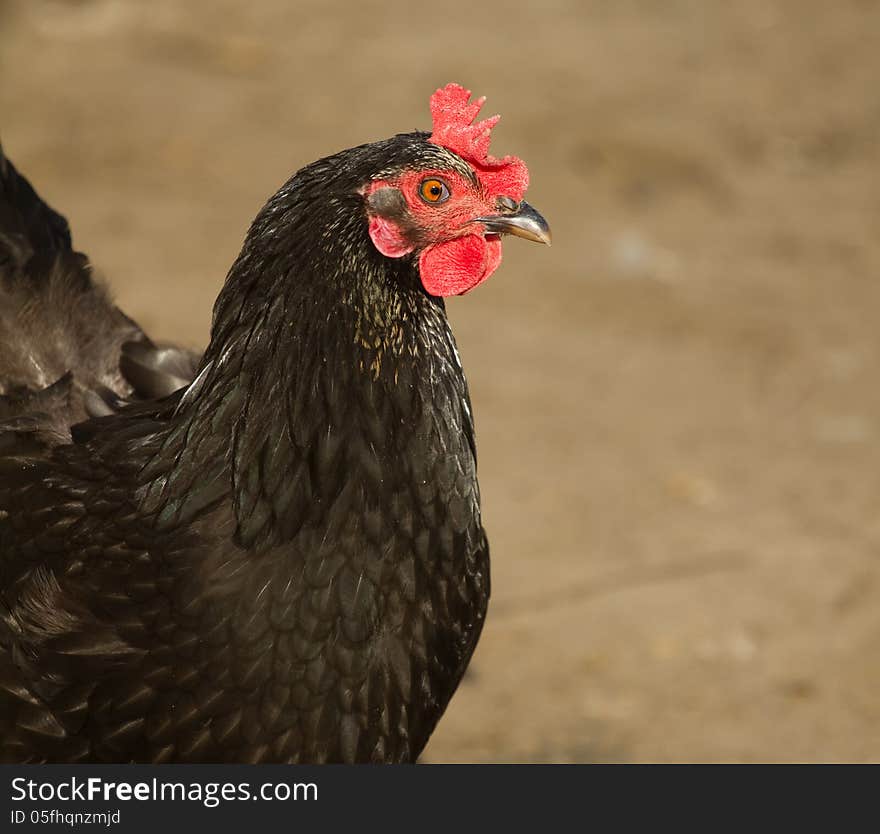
[419,234,503,297]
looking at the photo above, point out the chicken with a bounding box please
[0,84,550,763]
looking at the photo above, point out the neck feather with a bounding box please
[138,186,473,551]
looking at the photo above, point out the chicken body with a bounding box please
[0,89,547,762]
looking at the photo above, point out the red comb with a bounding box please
[428,83,529,201]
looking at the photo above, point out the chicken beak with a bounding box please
[475,200,552,246]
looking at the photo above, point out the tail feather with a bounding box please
[0,143,203,450]
[0,143,146,433]
[0,144,73,268]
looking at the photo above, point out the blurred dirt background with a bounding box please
[2,0,879,762]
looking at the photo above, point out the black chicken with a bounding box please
[0,84,550,763]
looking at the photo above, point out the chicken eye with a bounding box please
[419,178,450,204]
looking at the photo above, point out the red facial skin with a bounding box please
[366,168,506,297]
[366,84,531,297]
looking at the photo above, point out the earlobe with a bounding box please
[368,215,415,258]
[366,185,416,258]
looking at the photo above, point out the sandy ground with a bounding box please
[2,0,879,762]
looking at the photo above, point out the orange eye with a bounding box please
[419,178,450,204]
